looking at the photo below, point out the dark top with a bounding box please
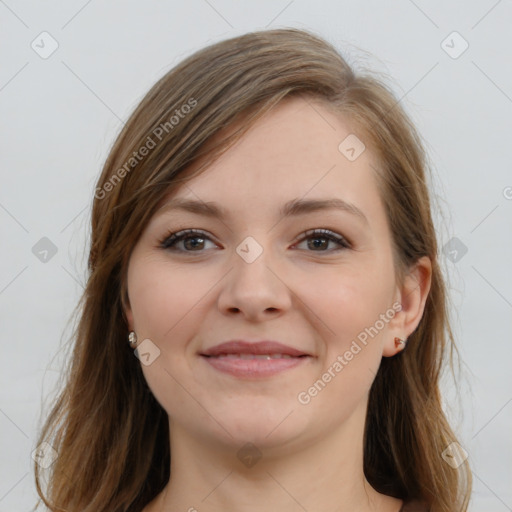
[399,500,429,511]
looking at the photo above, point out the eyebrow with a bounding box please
[158,197,369,225]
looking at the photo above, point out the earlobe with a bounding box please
[383,256,432,357]
[382,335,408,357]
[394,337,407,350]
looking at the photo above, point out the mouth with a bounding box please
[204,353,307,359]
[199,340,313,378]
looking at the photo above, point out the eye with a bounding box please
[159,229,217,252]
[159,228,351,254]
[292,229,351,252]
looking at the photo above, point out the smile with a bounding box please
[200,353,310,378]
[207,353,303,359]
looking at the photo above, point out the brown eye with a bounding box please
[293,229,350,252]
[160,229,216,252]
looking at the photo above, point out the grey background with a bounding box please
[1,1,511,510]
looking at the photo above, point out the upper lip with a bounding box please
[200,340,310,357]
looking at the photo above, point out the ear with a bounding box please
[382,255,432,357]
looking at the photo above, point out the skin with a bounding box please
[124,95,432,512]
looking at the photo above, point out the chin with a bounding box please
[211,404,309,450]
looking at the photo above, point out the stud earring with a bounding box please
[394,337,407,350]
[128,331,137,346]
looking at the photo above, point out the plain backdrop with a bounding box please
[1,1,511,511]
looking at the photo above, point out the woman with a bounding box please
[34,27,472,512]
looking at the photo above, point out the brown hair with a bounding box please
[34,27,472,512]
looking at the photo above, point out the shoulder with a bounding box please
[400,500,430,512]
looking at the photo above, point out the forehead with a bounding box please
[159,96,385,229]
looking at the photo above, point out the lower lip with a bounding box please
[201,355,309,378]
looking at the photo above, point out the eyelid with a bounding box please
[159,228,216,250]
[159,228,351,252]
[292,228,351,250]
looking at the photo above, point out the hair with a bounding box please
[34,27,472,512]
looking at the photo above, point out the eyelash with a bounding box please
[158,228,351,254]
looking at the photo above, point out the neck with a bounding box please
[152,400,402,512]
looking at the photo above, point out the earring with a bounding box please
[128,331,137,346]
[394,337,407,350]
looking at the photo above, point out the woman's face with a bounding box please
[124,96,428,452]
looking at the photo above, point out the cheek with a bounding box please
[298,263,395,412]
[296,271,391,419]
[127,257,208,340]
[127,258,214,422]
[307,262,393,348]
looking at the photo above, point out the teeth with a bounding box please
[217,353,295,360]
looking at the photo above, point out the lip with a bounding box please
[200,340,312,378]
[201,340,310,357]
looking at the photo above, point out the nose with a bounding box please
[217,244,292,322]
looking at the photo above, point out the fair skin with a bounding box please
[124,96,432,512]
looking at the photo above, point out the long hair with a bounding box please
[34,27,472,511]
